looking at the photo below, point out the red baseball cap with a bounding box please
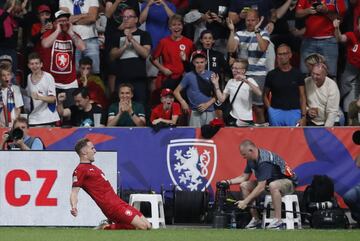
[160,88,174,97]
[37,5,51,14]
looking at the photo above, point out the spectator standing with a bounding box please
[108,8,152,105]
[264,44,307,126]
[334,18,360,119]
[104,0,140,99]
[41,10,86,108]
[227,9,270,125]
[295,0,346,78]
[173,50,216,127]
[140,0,176,50]
[196,29,228,84]
[107,83,146,127]
[59,0,100,74]
[0,64,23,127]
[189,0,230,54]
[228,0,278,33]
[211,59,261,127]
[26,52,60,126]
[304,63,340,126]
[57,87,105,127]
[78,57,108,108]
[151,14,193,91]
[348,97,360,126]
[30,4,53,61]
[0,0,28,74]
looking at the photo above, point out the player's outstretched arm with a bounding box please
[70,187,81,217]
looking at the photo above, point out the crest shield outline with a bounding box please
[167,139,217,191]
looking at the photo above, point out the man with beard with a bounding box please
[42,10,86,108]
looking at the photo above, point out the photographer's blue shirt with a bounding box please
[244,148,286,183]
[23,136,44,150]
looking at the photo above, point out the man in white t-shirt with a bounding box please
[211,59,262,126]
[59,0,100,74]
[26,52,60,126]
[227,9,270,125]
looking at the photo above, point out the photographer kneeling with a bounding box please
[221,140,297,229]
[1,117,44,150]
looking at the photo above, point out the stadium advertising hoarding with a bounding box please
[0,127,358,209]
[0,151,117,226]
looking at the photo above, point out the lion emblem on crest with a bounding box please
[167,139,217,191]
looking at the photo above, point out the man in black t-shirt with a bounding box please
[264,44,307,126]
[57,87,106,127]
[108,7,152,105]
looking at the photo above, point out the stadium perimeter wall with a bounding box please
[0,127,359,225]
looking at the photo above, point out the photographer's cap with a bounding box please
[55,10,71,19]
[37,5,51,14]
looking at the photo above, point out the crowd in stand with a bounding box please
[0,0,359,129]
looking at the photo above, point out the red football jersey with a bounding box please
[152,36,193,80]
[345,32,360,69]
[72,163,127,217]
[296,0,346,38]
[42,30,77,85]
[150,102,181,123]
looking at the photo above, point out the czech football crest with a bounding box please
[167,139,217,191]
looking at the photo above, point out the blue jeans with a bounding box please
[268,107,301,126]
[75,37,100,74]
[343,184,360,223]
[300,37,338,78]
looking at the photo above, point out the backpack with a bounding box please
[311,209,349,229]
[305,175,335,203]
[302,175,349,228]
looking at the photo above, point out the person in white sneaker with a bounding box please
[221,139,297,229]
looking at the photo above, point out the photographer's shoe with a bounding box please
[245,218,262,229]
[266,219,285,230]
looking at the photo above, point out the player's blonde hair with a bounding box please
[75,138,90,155]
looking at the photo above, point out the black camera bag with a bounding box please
[311,209,349,229]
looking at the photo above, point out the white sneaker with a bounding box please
[245,217,262,229]
[266,219,285,229]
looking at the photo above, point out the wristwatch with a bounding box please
[254,29,261,34]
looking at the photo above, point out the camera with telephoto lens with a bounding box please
[215,181,230,210]
[308,201,333,211]
[5,127,24,142]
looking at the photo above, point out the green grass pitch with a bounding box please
[0,227,360,241]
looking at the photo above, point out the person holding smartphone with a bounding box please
[30,5,53,62]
